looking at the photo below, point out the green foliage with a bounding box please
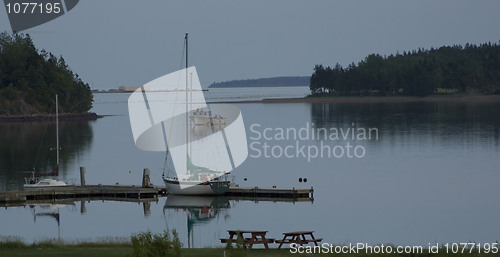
[0,83,19,100]
[0,236,26,249]
[310,42,500,97]
[130,230,182,257]
[225,234,248,257]
[0,32,93,115]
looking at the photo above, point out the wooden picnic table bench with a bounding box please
[220,230,274,249]
[276,231,322,249]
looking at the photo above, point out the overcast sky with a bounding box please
[1,0,500,89]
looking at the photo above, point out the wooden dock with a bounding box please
[0,185,167,207]
[225,186,314,202]
[0,168,313,205]
[0,185,314,206]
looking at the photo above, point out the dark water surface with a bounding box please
[1,90,499,247]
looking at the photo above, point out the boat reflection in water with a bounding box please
[28,203,75,241]
[163,195,230,248]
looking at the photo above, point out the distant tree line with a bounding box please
[209,76,310,88]
[310,42,500,96]
[0,32,93,115]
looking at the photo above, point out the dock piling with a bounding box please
[142,168,151,188]
[80,200,87,214]
[80,167,86,186]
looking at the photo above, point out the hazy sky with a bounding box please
[1,0,500,89]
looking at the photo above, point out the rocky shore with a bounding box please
[0,112,101,122]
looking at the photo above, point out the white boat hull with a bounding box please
[191,115,226,126]
[23,179,72,190]
[163,177,229,195]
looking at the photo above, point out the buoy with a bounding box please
[298,178,303,182]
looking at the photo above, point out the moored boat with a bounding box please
[128,33,248,196]
[23,95,71,189]
[163,176,229,195]
[190,108,227,126]
[23,177,69,189]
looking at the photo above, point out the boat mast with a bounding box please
[55,94,59,167]
[185,33,189,175]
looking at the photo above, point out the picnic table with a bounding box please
[220,230,275,249]
[275,231,322,249]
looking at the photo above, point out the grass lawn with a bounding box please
[0,247,298,257]
[0,246,132,257]
[1,237,497,257]
[1,246,498,257]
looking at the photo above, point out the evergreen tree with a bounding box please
[0,32,93,115]
[309,42,500,96]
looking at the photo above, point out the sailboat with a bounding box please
[24,95,70,189]
[190,107,226,126]
[128,33,248,195]
[162,33,230,195]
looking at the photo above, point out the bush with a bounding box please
[225,233,247,257]
[130,230,182,257]
[0,236,26,249]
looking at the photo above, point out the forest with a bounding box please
[310,42,500,96]
[209,76,310,88]
[0,32,93,115]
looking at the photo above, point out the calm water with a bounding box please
[1,87,500,248]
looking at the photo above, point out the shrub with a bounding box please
[130,230,182,257]
[0,236,26,249]
[225,233,247,257]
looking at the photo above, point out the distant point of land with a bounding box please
[0,112,101,122]
[310,42,500,97]
[215,95,500,104]
[208,76,310,88]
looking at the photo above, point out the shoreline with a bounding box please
[3,95,498,121]
[216,95,500,104]
[0,112,102,122]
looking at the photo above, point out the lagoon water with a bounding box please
[1,87,499,248]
